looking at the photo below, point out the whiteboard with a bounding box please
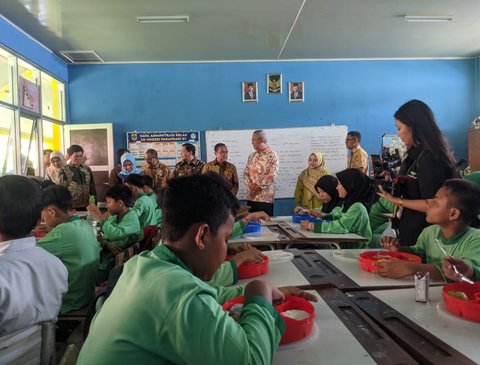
[205,126,348,199]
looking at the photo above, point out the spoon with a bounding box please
[435,239,474,285]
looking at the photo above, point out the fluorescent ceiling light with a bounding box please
[137,15,189,23]
[404,15,453,23]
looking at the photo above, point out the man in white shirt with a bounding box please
[0,175,67,336]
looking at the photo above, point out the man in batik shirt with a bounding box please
[202,143,239,195]
[141,149,170,192]
[172,143,204,178]
[58,144,96,209]
[244,130,279,216]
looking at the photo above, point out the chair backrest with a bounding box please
[140,225,158,251]
[83,265,125,340]
[114,242,140,267]
[0,322,55,365]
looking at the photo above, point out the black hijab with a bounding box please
[315,175,342,214]
[336,168,375,213]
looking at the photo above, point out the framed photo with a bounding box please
[267,73,282,94]
[242,82,258,102]
[288,82,304,102]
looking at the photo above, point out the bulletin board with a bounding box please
[126,131,201,168]
[205,125,348,199]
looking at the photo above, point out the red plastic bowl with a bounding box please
[226,255,269,279]
[222,295,315,344]
[442,282,480,323]
[359,251,422,273]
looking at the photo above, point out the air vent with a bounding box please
[59,50,104,63]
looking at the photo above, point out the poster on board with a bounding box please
[126,131,201,168]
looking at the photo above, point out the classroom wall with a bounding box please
[0,17,68,81]
[68,58,476,215]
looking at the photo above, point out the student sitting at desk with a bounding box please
[0,175,67,336]
[87,185,142,281]
[77,174,316,365]
[296,175,342,217]
[300,168,375,244]
[124,174,158,231]
[378,179,480,281]
[38,185,100,314]
[142,175,162,227]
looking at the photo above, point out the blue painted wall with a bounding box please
[0,17,68,81]
[68,59,476,215]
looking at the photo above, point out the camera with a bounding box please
[380,176,409,197]
[371,147,402,179]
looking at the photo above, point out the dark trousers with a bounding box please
[247,200,274,216]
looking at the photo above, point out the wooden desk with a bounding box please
[238,249,475,364]
[228,216,368,250]
[238,253,378,364]
[371,287,480,363]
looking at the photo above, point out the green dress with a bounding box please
[147,191,162,227]
[77,244,285,365]
[37,215,100,314]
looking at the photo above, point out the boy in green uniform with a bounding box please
[78,174,316,365]
[142,175,162,227]
[124,174,158,231]
[87,185,142,281]
[379,179,480,281]
[38,185,100,314]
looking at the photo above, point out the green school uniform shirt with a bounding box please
[101,209,142,246]
[147,191,162,227]
[99,209,142,272]
[132,193,158,231]
[405,225,480,282]
[78,244,285,365]
[37,215,100,314]
[313,203,373,245]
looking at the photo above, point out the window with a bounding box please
[42,73,65,121]
[0,48,15,105]
[0,45,66,176]
[0,107,16,176]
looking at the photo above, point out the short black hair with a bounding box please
[182,143,195,155]
[145,149,158,158]
[247,83,254,87]
[214,143,226,152]
[443,179,480,224]
[67,144,84,155]
[162,175,239,241]
[0,175,42,239]
[124,174,144,189]
[143,175,154,189]
[105,184,133,207]
[42,185,73,212]
[347,131,361,142]
[41,180,56,189]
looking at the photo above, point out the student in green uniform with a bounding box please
[38,185,100,314]
[78,174,316,365]
[124,174,158,231]
[87,185,142,281]
[142,175,162,227]
[300,168,375,244]
[378,179,480,281]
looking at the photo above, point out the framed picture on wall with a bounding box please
[267,73,282,94]
[288,82,304,102]
[242,81,258,102]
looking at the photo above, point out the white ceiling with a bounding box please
[1,0,480,63]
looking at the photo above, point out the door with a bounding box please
[64,123,114,202]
